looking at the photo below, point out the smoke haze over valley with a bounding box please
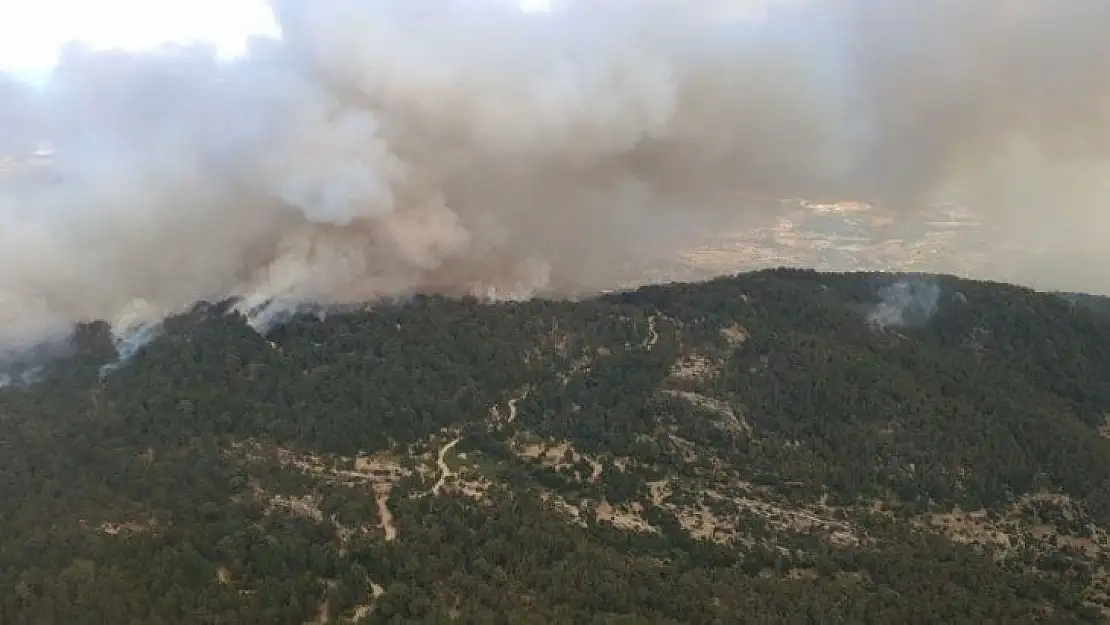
[2,0,1110,357]
[9,6,1110,618]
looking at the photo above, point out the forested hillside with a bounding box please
[5,268,1110,623]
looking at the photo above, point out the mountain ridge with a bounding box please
[5,268,1110,623]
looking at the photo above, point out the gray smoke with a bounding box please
[868,278,942,330]
[0,367,46,390]
[1,0,1110,360]
[96,300,165,378]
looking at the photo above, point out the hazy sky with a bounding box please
[0,0,785,80]
[3,0,1110,357]
[0,0,279,78]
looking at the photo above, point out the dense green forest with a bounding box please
[5,268,1110,623]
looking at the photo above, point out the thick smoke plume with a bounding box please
[2,0,1110,358]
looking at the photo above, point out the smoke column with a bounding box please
[1,0,1110,356]
[868,278,941,330]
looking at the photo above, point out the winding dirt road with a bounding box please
[431,437,461,495]
[375,486,397,541]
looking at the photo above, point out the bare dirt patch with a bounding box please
[268,493,325,522]
[95,519,157,536]
[918,492,1109,559]
[662,390,752,435]
[513,436,603,484]
[595,500,657,534]
[720,323,748,346]
[230,440,410,491]
[669,351,720,380]
[231,441,411,546]
[1099,414,1110,439]
[375,487,397,542]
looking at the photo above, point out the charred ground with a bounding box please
[5,268,1110,623]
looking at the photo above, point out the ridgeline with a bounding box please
[5,268,1110,623]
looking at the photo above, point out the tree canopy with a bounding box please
[4,268,1110,623]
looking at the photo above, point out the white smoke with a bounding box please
[1,0,1110,362]
[98,299,165,377]
[0,366,46,390]
[868,278,942,330]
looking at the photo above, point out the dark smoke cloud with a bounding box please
[0,0,1108,358]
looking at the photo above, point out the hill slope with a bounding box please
[5,269,1110,623]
